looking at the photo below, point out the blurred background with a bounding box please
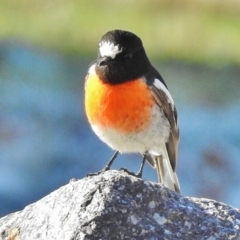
[0,0,240,217]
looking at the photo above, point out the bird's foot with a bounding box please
[87,151,119,177]
[87,166,110,177]
[119,168,143,178]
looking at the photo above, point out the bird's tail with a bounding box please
[155,155,180,193]
[145,147,180,193]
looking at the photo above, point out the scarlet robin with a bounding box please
[85,30,180,193]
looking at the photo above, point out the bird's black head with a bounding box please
[95,30,150,84]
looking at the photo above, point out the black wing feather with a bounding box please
[146,66,179,171]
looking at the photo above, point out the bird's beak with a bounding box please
[98,56,113,67]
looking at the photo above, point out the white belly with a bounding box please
[91,105,170,155]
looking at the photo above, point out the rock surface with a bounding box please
[0,170,240,240]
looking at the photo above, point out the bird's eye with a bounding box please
[124,54,132,61]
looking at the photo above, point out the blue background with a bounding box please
[0,43,240,217]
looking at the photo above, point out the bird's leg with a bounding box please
[120,154,147,178]
[135,154,147,178]
[87,151,119,176]
[101,150,119,171]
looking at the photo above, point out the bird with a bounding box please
[84,30,180,193]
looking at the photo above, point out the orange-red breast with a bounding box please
[85,30,180,193]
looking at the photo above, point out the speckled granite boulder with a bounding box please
[0,170,240,240]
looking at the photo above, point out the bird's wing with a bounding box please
[144,67,180,192]
[149,78,179,170]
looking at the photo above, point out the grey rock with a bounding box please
[0,170,240,240]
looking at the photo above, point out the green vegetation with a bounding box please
[1,0,240,64]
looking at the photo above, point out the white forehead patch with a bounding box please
[153,79,174,105]
[99,41,122,59]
